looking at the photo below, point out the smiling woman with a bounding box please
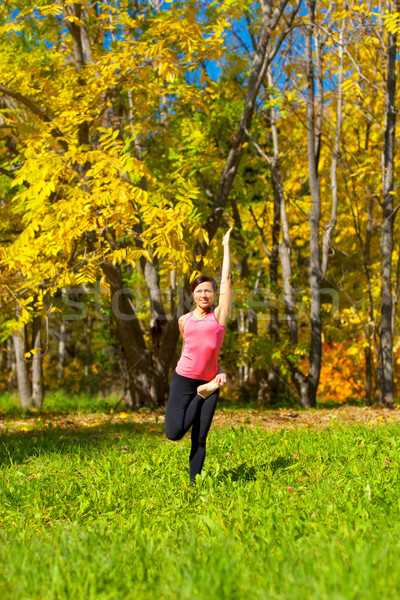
[164,228,232,483]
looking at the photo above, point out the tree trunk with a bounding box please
[237,309,250,384]
[0,341,6,372]
[102,261,154,406]
[84,313,93,392]
[379,8,397,408]
[12,329,32,409]
[265,160,281,404]
[7,337,16,392]
[58,318,67,381]
[364,345,373,406]
[305,0,321,408]
[151,282,194,405]
[31,314,43,408]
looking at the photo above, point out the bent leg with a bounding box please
[165,371,206,441]
[189,390,219,482]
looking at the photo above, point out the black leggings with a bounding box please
[165,370,219,482]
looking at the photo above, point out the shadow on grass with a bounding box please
[221,455,298,482]
[268,456,298,472]
[0,419,166,467]
[221,462,259,481]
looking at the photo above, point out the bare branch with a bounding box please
[321,13,345,279]
[249,205,271,258]
[0,166,16,179]
[0,84,52,123]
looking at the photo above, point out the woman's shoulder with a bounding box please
[178,312,192,323]
[178,312,192,333]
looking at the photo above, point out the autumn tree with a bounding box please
[0,0,296,407]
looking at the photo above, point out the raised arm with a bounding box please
[214,227,233,328]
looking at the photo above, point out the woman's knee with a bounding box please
[165,424,184,441]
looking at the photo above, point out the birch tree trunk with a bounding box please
[7,337,16,392]
[12,328,32,409]
[58,318,67,381]
[31,314,43,408]
[264,72,282,404]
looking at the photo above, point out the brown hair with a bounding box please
[191,275,218,294]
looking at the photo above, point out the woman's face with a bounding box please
[193,282,215,310]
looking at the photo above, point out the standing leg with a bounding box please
[165,371,206,441]
[189,390,219,482]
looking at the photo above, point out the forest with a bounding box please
[1,0,399,410]
[3,3,400,599]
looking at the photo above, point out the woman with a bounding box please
[164,227,232,483]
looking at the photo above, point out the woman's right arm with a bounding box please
[214,227,233,328]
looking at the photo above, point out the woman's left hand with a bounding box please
[215,372,227,387]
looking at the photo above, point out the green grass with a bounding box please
[0,413,399,599]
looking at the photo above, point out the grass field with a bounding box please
[1,398,400,600]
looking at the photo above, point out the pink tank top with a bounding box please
[176,311,226,381]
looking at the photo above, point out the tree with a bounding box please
[379,0,398,407]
